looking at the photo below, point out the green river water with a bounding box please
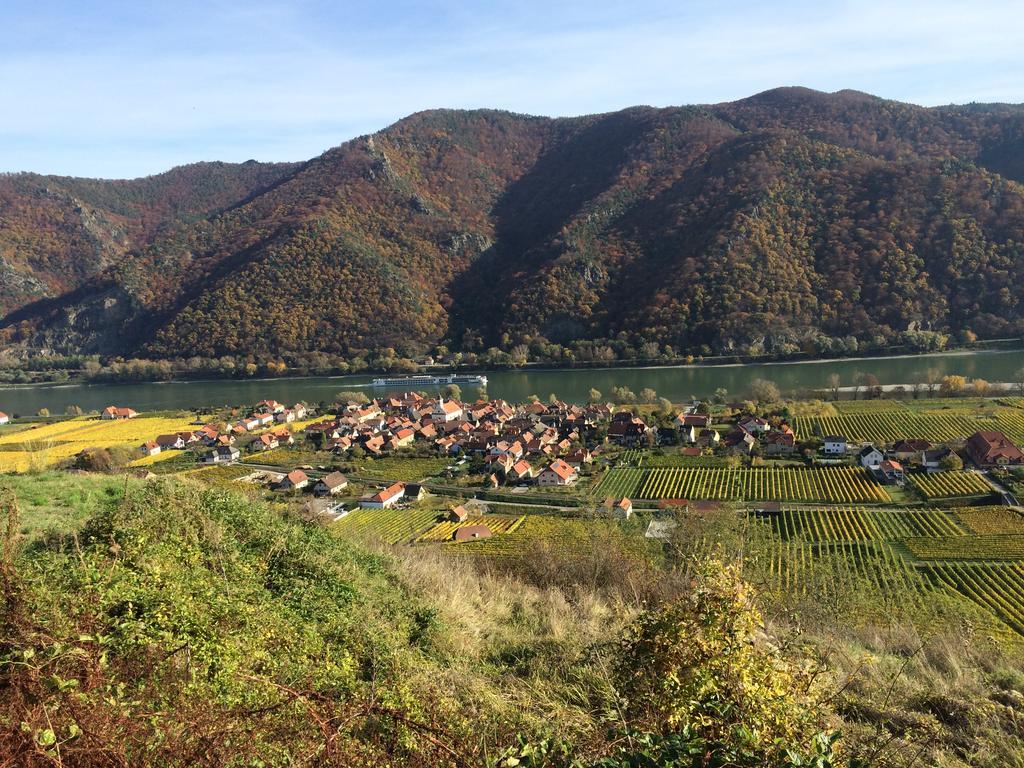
[1,349,1023,415]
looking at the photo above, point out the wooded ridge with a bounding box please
[2,87,1024,363]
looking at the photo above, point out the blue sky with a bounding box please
[4,0,1023,178]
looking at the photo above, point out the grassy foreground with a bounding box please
[1,474,1024,766]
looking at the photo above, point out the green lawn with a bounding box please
[0,471,127,540]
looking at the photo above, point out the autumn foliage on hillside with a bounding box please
[3,88,1024,360]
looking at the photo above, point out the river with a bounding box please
[1,349,1023,415]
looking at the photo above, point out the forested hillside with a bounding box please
[3,88,1024,363]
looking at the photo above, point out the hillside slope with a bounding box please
[3,88,1024,360]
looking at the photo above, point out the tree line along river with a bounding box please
[2,349,1024,415]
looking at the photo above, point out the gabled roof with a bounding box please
[319,472,348,489]
[544,459,576,481]
[285,469,308,484]
[371,482,405,503]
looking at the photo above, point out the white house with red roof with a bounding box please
[101,406,138,420]
[361,482,406,509]
[0,411,8,425]
[432,398,463,423]
[139,441,161,456]
[537,459,578,487]
[508,459,534,482]
[278,469,309,491]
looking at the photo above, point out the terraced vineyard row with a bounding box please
[766,507,881,541]
[869,508,965,538]
[956,506,1024,534]
[417,515,525,542]
[332,507,441,544]
[754,538,931,608]
[757,506,965,541]
[910,471,994,500]
[833,399,909,413]
[904,534,1024,561]
[633,466,889,502]
[793,408,1024,444]
[442,515,649,560]
[593,468,646,498]
[923,562,1024,634]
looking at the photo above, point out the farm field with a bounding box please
[593,468,646,498]
[332,506,441,544]
[904,535,1024,561]
[751,537,932,608]
[956,506,1024,534]
[441,514,649,560]
[910,471,994,500]
[793,406,1024,444]
[0,415,198,472]
[922,562,1024,634]
[129,449,184,467]
[599,466,890,503]
[417,515,525,542]
[352,456,450,482]
[755,506,965,541]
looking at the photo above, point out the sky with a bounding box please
[3,0,1023,178]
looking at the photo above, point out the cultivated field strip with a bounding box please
[793,408,1024,444]
[910,472,994,500]
[417,515,525,542]
[593,468,646,498]
[758,506,965,541]
[956,506,1024,534]
[441,516,650,560]
[869,508,966,537]
[617,466,890,503]
[332,507,441,544]
[923,562,1024,634]
[905,534,1024,561]
[756,537,931,607]
[768,507,881,541]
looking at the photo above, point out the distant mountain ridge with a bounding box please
[2,87,1024,362]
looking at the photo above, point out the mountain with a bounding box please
[3,87,1024,362]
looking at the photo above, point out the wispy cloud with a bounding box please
[3,0,1022,177]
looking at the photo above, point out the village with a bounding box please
[39,387,1014,539]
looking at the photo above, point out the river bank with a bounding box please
[1,347,1023,415]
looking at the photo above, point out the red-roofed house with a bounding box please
[508,459,534,482]
[139,441,161,456]
[0,411,9,425]
[966,431,1024,468]
[257,433,280,451]
[604,497,633,519]
[101,406,137,420]
[432,399,463,423]
[278,469,309,491]
[537,459,578,487]
[361,482,405,508]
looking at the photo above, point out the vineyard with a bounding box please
[909,471,994,500]
[904,535,1024,561]
[0,415,198,473]
[751,538,932,607]
[922,562,1024,634]
[417,515,525,542]
[755,506,965,542]
[595,466,890,503]
[793,406,1024,444]
[593,468,646,498]
[441,515,651,561]
[956,506,1024,534]
[332,507,441,544]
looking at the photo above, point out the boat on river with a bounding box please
[370,373,488,387]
